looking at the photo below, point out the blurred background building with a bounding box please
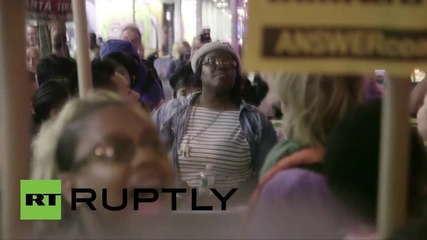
[63,0,248,57]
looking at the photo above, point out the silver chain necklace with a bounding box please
[178,97,225,157]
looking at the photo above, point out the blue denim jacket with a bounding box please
[152,92,278,175]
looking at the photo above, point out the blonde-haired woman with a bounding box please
[167,41,191,81]
[245,73,364,239]
[32,91,173,239]
[259,73,363,179]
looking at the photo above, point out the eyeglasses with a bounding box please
[72,133,162,171]
[202,58,237,69]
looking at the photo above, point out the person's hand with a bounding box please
[126,90,140,104]
[147,50,159,63]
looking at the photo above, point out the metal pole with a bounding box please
[230,0,238,52]
[377,77,411,238]
[132,0,136,24]
[174,0,182,42]
[0,0,32,239]
[196,0,202,34]
[72,0,93,97]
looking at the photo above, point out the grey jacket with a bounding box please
[152,92,278,175]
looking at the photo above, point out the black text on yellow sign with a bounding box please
[243,0,427,74]
[263,27,427,60]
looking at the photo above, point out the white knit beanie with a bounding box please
[191,42,241,73]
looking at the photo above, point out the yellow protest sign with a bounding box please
[243,0,427,74]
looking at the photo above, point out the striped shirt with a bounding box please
[177,107,252,191]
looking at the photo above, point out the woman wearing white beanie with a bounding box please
[153,42,277,204]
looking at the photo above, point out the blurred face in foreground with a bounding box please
[62,105,174,236]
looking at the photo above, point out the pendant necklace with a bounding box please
[178,97,225,158]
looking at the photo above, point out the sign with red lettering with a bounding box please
[243,0,427,75]
[27,0,72,21]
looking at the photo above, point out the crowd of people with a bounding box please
[14,22,427,239]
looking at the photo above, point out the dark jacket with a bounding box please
[100,39,165,110]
